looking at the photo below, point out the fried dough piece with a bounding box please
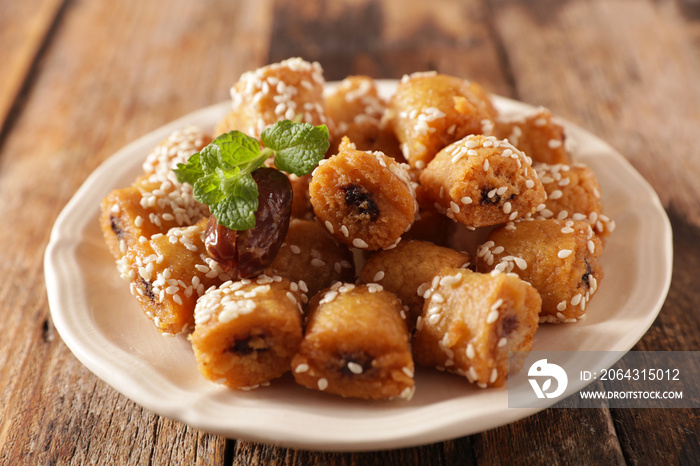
[386,72,496,170]
[419,135,546,229]
[309,138,417,251]
[413,268,540,388]
[190,275,304,390]
[475,219,604,323]
[292,283,415,400]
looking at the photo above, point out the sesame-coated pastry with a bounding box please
[419,134,546,229]
[494,107,571,165]
[358,240,471,328]
[325,75,404,161]
[117,218,231,335]
[412,268,540,388]
[292,283,415,400]
[189,275,305,390]
[100,127,211,259]
[475,218,604,323]
[534,162,616,241]
[309,137,417,251]
[386,72,497,170]
[264,218,355,301]
[216,57,328,138]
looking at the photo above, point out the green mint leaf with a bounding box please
[212,131,262,171]
[173,152,204,186]
[174,131,267,231]
[210,174,259,231]
[172,122,327,231]
[193,173,225,206]
[261,120,329,176]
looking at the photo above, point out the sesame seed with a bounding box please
[318,378,329,390]
[310,258,326,268]
[320,290,338,304]
[525,179,535,189]
[466,343,476,359]
[491,298,504,311]
[558,249,573,259]
[373,270,385,282]
[352,238,369,249]
[439,274,462,287]
[549,189,563,200]
[324,220,334,234]
[490,369,498,383]
[461,196,473,205]
[571,293,583,306]
[483,159,490,171]
[486,310,499,324]
[557,301,567,311]
[289,245,301,254]
[347,362,363,374]
[498,338,508,348]
[450,201,460,213]
[340,225,349,237]
[588,240,595,254]
[367,283,383,293]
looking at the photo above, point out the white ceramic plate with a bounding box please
[45,81,672,451]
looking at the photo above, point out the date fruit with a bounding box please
[205,167,293,278]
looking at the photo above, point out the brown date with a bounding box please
[205,167,293,279]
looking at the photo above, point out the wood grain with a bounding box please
[0,0,272,464]
[0,0,697,464]
[0,0,67,137]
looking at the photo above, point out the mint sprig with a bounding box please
[173,120,329,231]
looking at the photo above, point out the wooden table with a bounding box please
[1,0,698,464]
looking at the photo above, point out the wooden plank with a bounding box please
[0,0,66,136]
[489,0,700,224]
[231,438,477,465]
[0,0,273,464]
[1,0,697,463]
[488,1,700,465]
[268,0,513,96]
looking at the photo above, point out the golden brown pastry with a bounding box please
[358,240,471,327]
[190,275,304,390]
[386,72,496,170]
[494,107,570,165]
[292,283,415,400]
[216,57,328,138]
[309,137,417,251]
[419,135,546,229]
[412,268,540,388]
[117,218,230,335]
[534,162,615,241]
[264,218,355,300]
[475,218,604,322]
